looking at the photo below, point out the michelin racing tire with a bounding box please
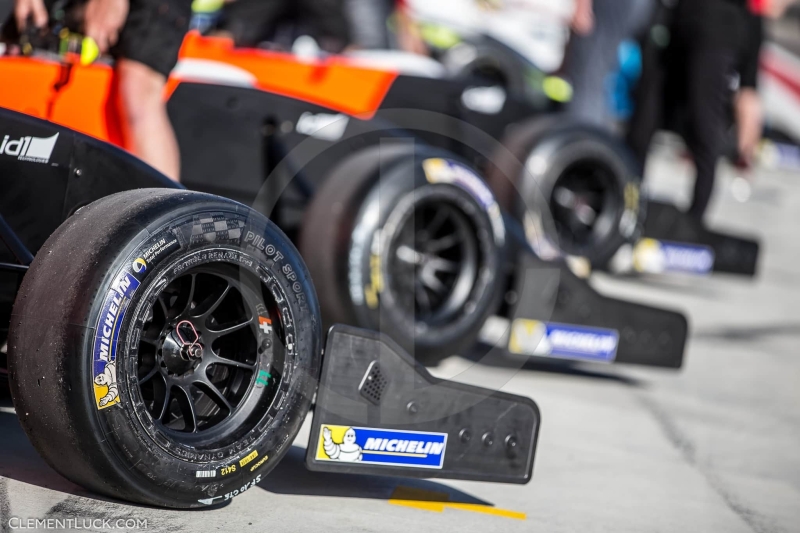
[300,144,506,364]
[486,116,645,267]
[8,189,321,508]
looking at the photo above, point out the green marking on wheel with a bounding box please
[256,370,271,387]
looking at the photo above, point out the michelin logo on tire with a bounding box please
[316,425,447,469]
[0,133,58,164]
[92,271,140,410]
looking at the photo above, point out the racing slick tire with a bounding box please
[441,41,527,96]
[8,189,321,508]
[300,144,506,364]
[486,116,645,267]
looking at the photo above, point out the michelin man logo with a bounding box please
[322,426,362,462]
[509,319,549,356]
[94,361,118,407]
[633,239,667,274]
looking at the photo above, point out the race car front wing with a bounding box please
[639,200,760,277]
[307,325,540,484]
[479,219,689,369]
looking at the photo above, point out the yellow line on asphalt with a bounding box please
[388,486,526,520]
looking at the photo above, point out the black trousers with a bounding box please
[219,0,350,52]
[627,0,743,220]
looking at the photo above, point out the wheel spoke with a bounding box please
[198,283,232,319]
[575,204,598,226]
[195,378,232,412]
[566,210,589,233]
[415,281,432,316]
[425,208,448,236]
[421,269,448,294]
[157,384,172,421]
[140,336,159,347]
[396,245,423,265]
[174,385,198,433]
[138,365,159,385]
[157,295,170,321]
[425,233,461,253]
[209,354,256,371]
[142,306,155,325]
[554,186,577,209]
[206,317,254,342]
[427,257,458,273]
[180,273,197,317]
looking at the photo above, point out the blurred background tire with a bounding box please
[487,116,645,267]
[300,143,506,364]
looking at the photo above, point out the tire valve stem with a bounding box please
[176,320,203,360]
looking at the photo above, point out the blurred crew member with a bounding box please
[627,0,797,220]
[345,0,394,50]
[216,0,350,53]
[12,0,191,182]
[564,0,656,127]
[342,0,426,53]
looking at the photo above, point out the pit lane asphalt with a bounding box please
[1,152,798,533]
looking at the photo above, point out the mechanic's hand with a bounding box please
[84,0,129,54]
[735,88,763,165]
[15,0,48,30]
[571,0,594,35]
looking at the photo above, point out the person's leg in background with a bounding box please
[116,59,180,181]
[683,47,736,219]
[624,0,672,178]
[624,54,664,177]
[112,0,192,182]
[565,0,656,128]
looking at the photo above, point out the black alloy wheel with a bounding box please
[135,264,285,448]
[549,159,621,254]
[387,201,479,325]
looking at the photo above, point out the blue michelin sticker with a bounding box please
[91,271,140,410]
[316,425,447,469]
[509,319,618,363]
[634,238,715,275]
